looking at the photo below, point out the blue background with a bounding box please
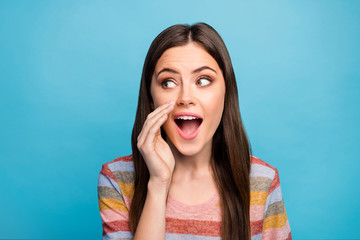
[0,0,359,239]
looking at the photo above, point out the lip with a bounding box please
[173,112,203,140]
[174,112,203,119]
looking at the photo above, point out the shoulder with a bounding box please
[99,155,135,184]
[250,155,278,179]
[250,155,280,194]
[250,156,292,238]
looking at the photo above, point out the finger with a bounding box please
[139,103,173,144]
[147,101,174,120]
[137,102,173,145]
[138,113,168,155]
[137,101,173,142]
[137,102,174,146]
[142,112,169,150]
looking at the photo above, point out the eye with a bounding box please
[196,76,212,87]
[161,80,176,89]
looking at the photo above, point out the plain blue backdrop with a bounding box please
[1,0,359,239]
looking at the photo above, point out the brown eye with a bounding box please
[196,77,212,87]
[161,80,176,88]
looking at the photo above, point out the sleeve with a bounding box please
[261,169,292,240]
[98,164,134,240]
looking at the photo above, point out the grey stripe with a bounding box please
[264,200,285,218]
[112,171,135,184]
[250,176,273,192]
[98,186,124,202]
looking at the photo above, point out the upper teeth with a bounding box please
[177,116,198,120]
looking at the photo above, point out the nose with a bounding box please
[176,84,195,106]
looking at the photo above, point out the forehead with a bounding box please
[154,42,220,71]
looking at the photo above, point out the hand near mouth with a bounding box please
[137,101,175,190]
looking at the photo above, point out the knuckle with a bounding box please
[147,112,154,120]
[149,127,158,135]
[147,117,156,126]
[145,116,156,126]
[137,141,143,149]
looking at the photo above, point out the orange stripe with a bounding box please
[166,217,221,236]
[118,182,134,198]
[99,198,128,212]
[263,210,288,230]
[250,191,268,205]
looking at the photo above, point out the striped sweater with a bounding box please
[98,155,291,240]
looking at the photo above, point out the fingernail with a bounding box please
[167,101,174,105]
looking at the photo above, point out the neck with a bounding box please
[167,138,213,179]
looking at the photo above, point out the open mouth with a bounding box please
[174,114,203,140]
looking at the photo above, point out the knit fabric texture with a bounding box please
[98,155,292,240]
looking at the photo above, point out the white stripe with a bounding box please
[264,186,283,213]
[98,173,122,194]
[104,231,133,239]
[250,163,275,179]
[251,233,262,240]
[109,161,135,172]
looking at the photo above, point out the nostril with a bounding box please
[177,99,195,106]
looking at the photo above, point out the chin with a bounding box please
[172,142,202,157]
[165,134,210,158]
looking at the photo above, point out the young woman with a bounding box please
[98,23,292,240]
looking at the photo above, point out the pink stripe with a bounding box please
[123,195,132,209]
[166,194,221,221]
[100,209,129,223]
[166,204,221,221]
[250,205,266,221]
[261,220,291,240]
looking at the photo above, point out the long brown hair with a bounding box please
[130,23,251,239]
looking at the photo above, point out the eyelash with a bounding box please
[160,76,213,89]
[160,79,176,89]
[196,76,213,86]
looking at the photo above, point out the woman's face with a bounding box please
[150,42,226,157]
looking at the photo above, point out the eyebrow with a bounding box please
[192,66,217,74]
[156,68,179,78]
[156,66,217,79]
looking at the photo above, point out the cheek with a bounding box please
[152,92,176,108]
[204,92,225,125]
[204,90,225,109]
